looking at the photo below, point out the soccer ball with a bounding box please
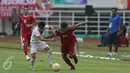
[52,63,60,72]
[76,38,83,44]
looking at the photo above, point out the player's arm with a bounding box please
[35,30,55,41]
[117,16,121,36]
[45,34,55,39]
[75,21,89,27]
[27,21,36,27]
[26,16,36,27]
[38,35,55,41]
[45,30,60,39]
[15,17,21,29]
[48,25,56,36]
[67,21,89,31]
[118,17,121,32]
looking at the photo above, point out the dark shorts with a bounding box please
[108,32,120,45]
[61,43,76,56]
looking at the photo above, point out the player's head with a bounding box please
[23,6,29,15]
[61,22,68,29]
[38,22,46,31]
[111,8,117,16]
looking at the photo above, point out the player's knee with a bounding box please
[62,54,67,59]
[31,53,36,59]
[24,42,28,46]
[44,47,50,52]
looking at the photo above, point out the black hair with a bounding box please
[24,6,29,9]
[38,22,46,28]
[61,22,68,28]
[111,8,117,12]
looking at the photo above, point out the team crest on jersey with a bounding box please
[24,19,27,23]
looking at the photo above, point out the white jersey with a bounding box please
[30,26,50,53]
[31,26,46,43]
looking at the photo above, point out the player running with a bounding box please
[15,6,35,60]
[30,22,55,70]
[46,21,88,70]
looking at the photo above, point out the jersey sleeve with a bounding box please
[117,16,121,25]
[34,29,41,37]
[70,25,76,30]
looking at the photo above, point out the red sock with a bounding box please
[62,55,74,68]
[23,45,28,56]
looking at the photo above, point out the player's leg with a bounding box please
[128,32,130,45]
[61,53,75,70]
[113,32,120,56]
[68,43,78,64]
[61,48,75,70]
[30,53,36,70]
[108,34,113,56]
[21,34,30,60]
[30,43,37,70]
[39,42,53,66]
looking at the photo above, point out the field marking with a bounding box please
[1,50,120,61]
[1,50,130,68]
[52,52,120,61]
[49,53,130,67]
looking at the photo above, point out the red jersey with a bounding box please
[19,15,35,35]
[56,25,77,47]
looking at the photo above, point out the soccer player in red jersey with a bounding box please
[47,21,88,70]
[15,6,35,60]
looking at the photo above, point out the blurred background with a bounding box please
[0,0,130,38]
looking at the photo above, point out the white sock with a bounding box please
[26,55,30,60]
[30,58,35,67]
[48,49,53,65]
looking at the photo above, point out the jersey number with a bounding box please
[62,35,68,38]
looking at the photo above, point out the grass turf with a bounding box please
[0,39,130,73]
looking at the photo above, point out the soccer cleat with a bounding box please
[73,56,78,64]
[71,66,75,70]
[69,55,73,59]
[26,55,30,61]
[107,52,112,57]
[31,66,35,70]
[113,52,117,56]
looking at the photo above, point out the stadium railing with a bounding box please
[32,10,130,38]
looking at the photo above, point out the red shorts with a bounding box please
[61,43,76,55]
[21,34,31,45]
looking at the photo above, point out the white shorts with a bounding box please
[30,41,50,53]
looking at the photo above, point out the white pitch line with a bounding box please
[52,52,120,61]
[1,51,120,61]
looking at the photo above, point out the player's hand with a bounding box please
[26,24,31,27]
[117,31,120,36]
[51,38,56,42]
[83,20,89,24]
[106,32,109,36]
[15,25,18,29]
[52,31,56,36]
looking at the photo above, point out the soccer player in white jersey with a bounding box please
[30,22,55,70]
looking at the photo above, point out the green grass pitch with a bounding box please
[0,38,130,73]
